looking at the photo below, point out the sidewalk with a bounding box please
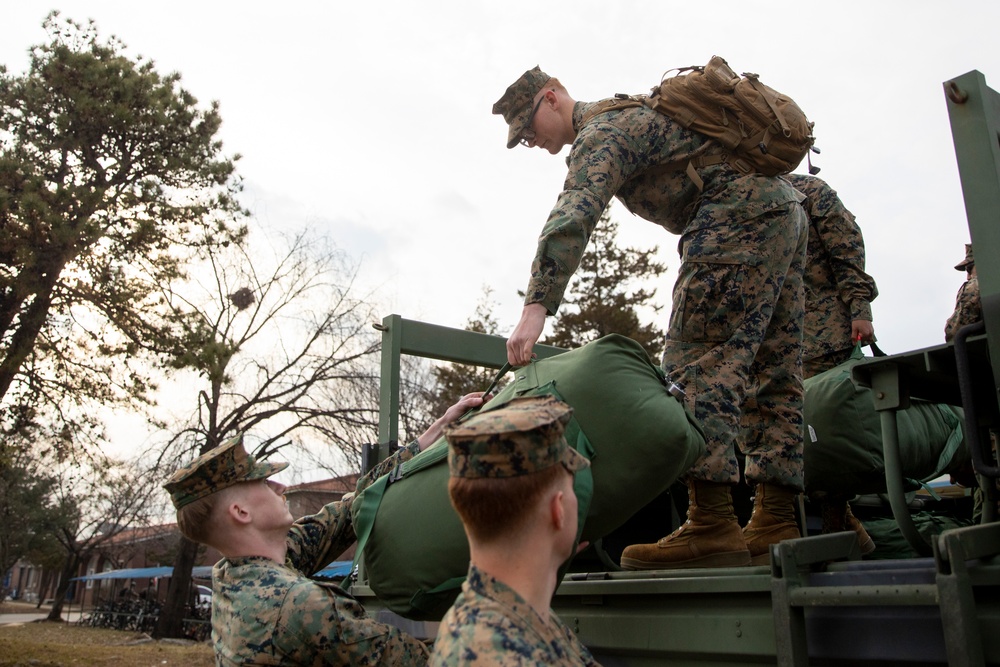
[0,603,84,626]
[0,612,49,625]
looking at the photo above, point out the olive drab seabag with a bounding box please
[647,55,817,181]
[350,334,705,621]
[802,347,969,495]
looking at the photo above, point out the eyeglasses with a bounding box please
[519,93,547,147]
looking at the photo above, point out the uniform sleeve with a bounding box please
[945,278,982,342]
[524,121,641,314]
[272,580,429,666]
[804,181,878,321]
[285,440,422,575]
[355,439,421,496]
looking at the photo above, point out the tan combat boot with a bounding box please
[743,483,802,565]
[620,480,751,570]
[821,499,876,555]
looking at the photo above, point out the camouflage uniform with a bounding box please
[430,565,599,667]
[165,437,429,666]
[444,395,589,479]
[943,245,997,518]
[945,244,980,341]
[945,276,981,342]
[786,174,878,378]
[432,396,596,666]
[519,97,807,490]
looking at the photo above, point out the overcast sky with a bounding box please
[4,1,999,474]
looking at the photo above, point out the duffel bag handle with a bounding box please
[457,361,512,421]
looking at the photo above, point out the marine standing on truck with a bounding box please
[787,174,878,376]
[163,393,485,667]
[945,243,980,341]
[787,173,878,553]
[431,395,600,666]
[493,66,808,568]
[943,244,1000,520]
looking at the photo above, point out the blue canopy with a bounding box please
[72,562,350,581]
[313,561,353,579]
[72,565,214,581]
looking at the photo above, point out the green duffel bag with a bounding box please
[351,334,705,620]
[803,347,968,495]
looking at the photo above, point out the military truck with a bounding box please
[347,69,1000,666]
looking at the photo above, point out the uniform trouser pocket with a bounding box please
[668,243,760,344]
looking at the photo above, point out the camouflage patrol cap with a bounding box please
[492,66,551,149]
[164,434,288,510]
[445,395,589,479]
[954,243,974,271]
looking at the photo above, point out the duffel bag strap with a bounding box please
[350,472,390,580]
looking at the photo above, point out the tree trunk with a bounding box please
[46,554,79,622]
[0,278,58,402]
[34,570,51,609]
[154,535,199,638]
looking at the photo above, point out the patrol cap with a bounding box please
[164,434,288,510]
[492,66,551,149]
[445,395,590,479]
[955,243,974,271]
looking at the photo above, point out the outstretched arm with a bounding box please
[416,392,488,450]
[506,303,548,366]
[286,392,490,573]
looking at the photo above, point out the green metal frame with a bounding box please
[945,70,1000,380]
[348,69,1000,666]
[371,313,565,466]
[851,70,1000,555]
[770,526,1000,667]
[354,314,1000,665]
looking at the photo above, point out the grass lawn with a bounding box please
[0,603,212,667]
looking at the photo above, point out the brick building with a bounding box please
[4,472,359,608]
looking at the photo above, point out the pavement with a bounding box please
[0,608,84,626]
[0,612,49,625]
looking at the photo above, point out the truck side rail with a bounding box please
[366,313,565,471]
[852,69,1000,554]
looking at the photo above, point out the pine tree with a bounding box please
[542,207,667,361]
[0,14,246,453]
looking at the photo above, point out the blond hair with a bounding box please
[448,465,564,544]
[175,486,236,546]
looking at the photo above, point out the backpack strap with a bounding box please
[580,94,646,126]
[581,93,739,191]
[744,73,792,138]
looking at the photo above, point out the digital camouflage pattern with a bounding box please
[445,395,590,479]
[954,243,975,271]
[945,270,981,343]
[945,244,979,342]
[164,434,288,510]
[493,66,551,149]
[509,91,807,490]
[430,564,601,667]
[663,203,808,490]
[211,440,430,666]
[787,174,878,378]
[521,99,803,315]
[943,245,998,516]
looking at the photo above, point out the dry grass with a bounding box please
[0,618,213,667]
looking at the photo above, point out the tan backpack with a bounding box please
[582,56,818,188]
[649,55,816,179]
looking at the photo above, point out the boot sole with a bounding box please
[621,550,751,570]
